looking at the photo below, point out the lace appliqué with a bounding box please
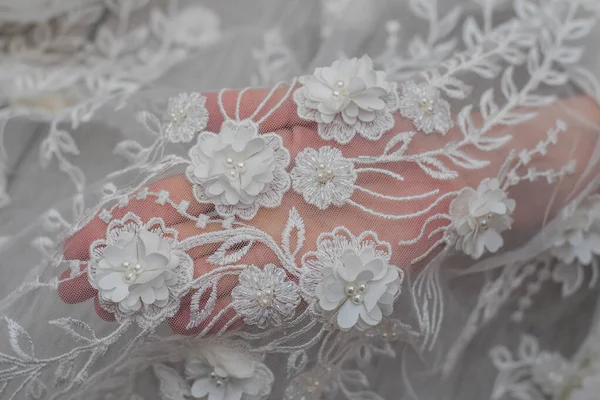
[294,55,399,144]
[87,212,193,326]
[185,119,291,220]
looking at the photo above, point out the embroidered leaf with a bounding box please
[114,140,149,162]
[54,360,73,385]
[136,111,161,136]
[39,137,56,168]
[499,112,537,126]
[489,346,514,370]
[500,67,517,101]
[517,334,539,361]
[282,208,305,259]
[153,364,190,400]
[383,132,414,157]
[5,318,34,360]
[287,350,308,377]
[31,236,55,256]
[479,88,499,121]
[438,77,471,99]
[437,6,461,39]
[187,281,218,329]
[408,0,430,20]
[462,17,482,48]
[555,46,583,65]
[207,238,254,265]
[445,148,489,169]
[565,18,595,40]
[543,70,568,86]
[25,378,47,400]
[43,209,68,232]
[54,129,80,155]
[475,135,512,151]
[49,318,97,344]
[417,157,458,180]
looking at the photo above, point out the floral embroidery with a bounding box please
[291,146,357,210]
[162,92,209,143]
[300,227,402,330]
[231,264,300,328]
[186,120,291,220]
[550,198,600,265]
[171,5,222,48]
[531,352,575,396]
[398,81,453,135]
[449,178,516,259]
[185,343,273,400]
[283,364,335,400]
[87,212,193,324]
[294,55,398,144]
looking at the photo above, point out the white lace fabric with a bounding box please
[1,1,600,399]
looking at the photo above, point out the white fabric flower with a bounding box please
[171,5,221,48]
[88,213,193,324]
[531,352,575,396]
[294,55,398,144]
[163,92,209,143]
[231,264,300,328]
[450,178,516,259]
[185,343,273,400]
[398,81,453,135]
[300,227,402,330]
[291,146,357,210]
[550,198,600,265]
[185,120,291,220]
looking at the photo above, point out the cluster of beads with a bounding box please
[344,281,369,305]
[331,80,348,99]
[256,287,275,308]
[224,157,246,178]
[315,163,335,184]
[209,371,230,387]
[419,96,435,115]
[122,260,143,283]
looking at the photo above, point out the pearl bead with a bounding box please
[488,213,494,220]
[123,271,136,283]
[351,294,363,304]
[263,288,274,297]
[332,90,341,98]
[133,263,143,274]
[258,295,272,308]
[209,372,217,379]
[381,332,389,340]
[236,161,245,171]
[122,261,131,269]
[344,284,356,296]
[335,80,345,88]
[225,157,234,168]
[215,380,223,387]
[318,163,326,169]
[357,283,368,293]
[479,218,488,230]
[228,169,238,178]
[316,168,335,184]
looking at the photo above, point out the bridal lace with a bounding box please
[1,0,600,399]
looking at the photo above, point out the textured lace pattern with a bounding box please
[0,1,600,399]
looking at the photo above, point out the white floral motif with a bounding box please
[291,146,357,210]
[550,198,600,265]
[171,5,222,48]
[450,178,516,259]
[531,352,575,396]
[163,92,209,143]
[231,264,300,328]
[294,55,398,144]
[87,213,193,324]
[398,81,453,135]
[301,228,402,330]
[185,343,273,400]
[186,120,291,220]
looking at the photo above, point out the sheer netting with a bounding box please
[1,0,600,399]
